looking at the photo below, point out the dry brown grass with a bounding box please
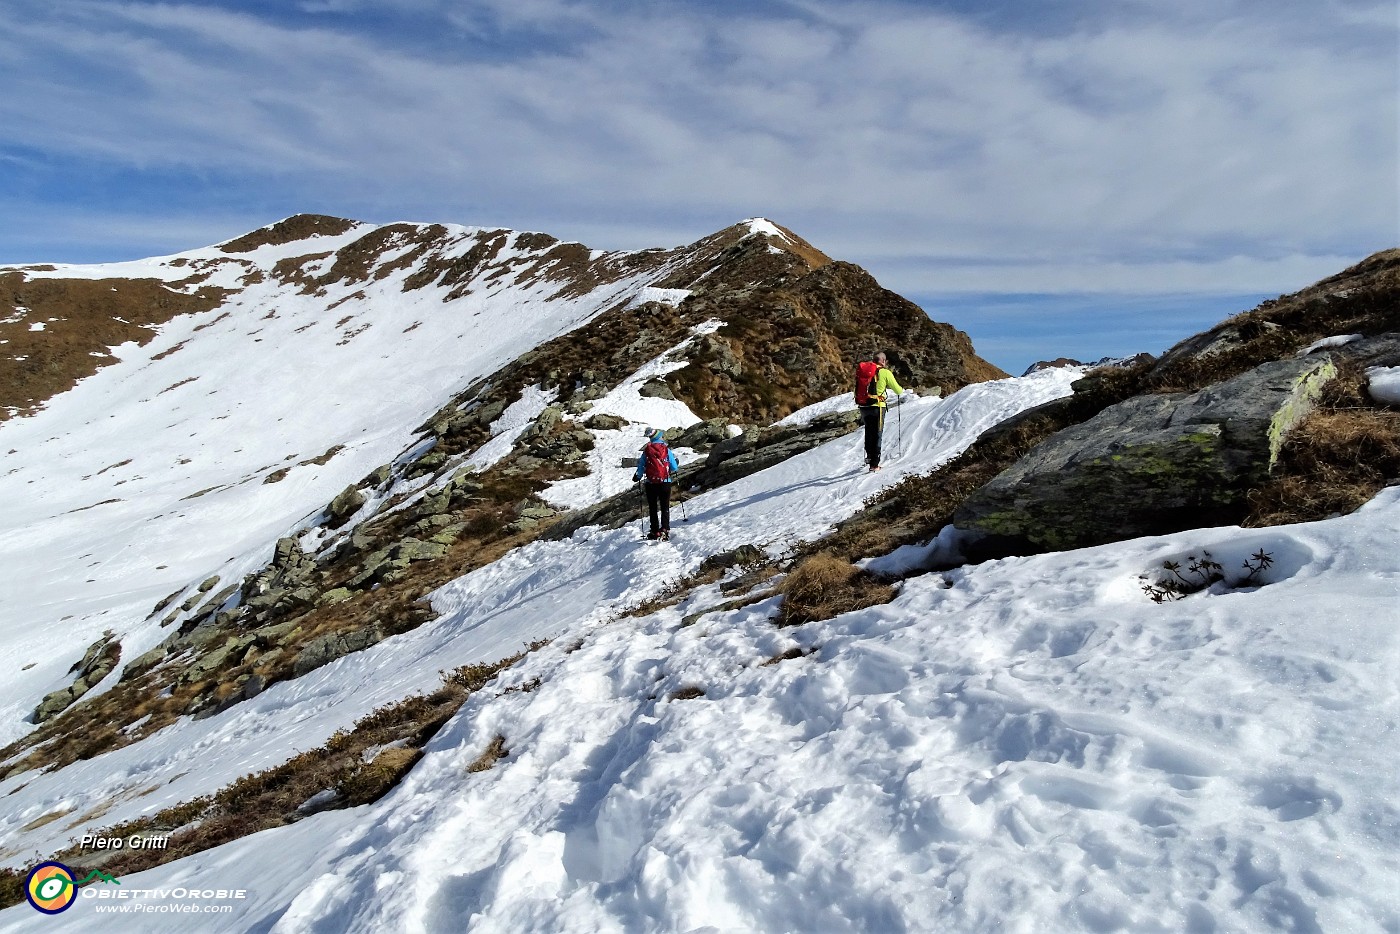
[622,567,727,619]
[19,808,73,833]
[218,214,357,253]
[1246,365,1400,525]
[777,553,895,626]
[0,870,21,913]
[760,646,817,666]
[1146,252,1400,395]
[0,273,226,419]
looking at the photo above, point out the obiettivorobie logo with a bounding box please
[24,862,120,914]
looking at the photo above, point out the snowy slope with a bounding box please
[0,369,1081,870]
[3,223,1397,933]
[0,223,687,746]
[5,393,1397,931]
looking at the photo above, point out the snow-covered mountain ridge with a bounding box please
[0,226,1395,931]
[0,213,1002,750]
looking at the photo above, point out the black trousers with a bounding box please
[645,482,672,533]
[861,405,884,467]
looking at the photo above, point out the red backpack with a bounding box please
[643,441,672,481]
[854,361,880,405]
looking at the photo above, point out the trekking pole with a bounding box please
[637,482,646,539]
[896,396,903,459]
[678,481,688,522]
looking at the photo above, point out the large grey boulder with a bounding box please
[585,413,628,431]
[954,355,1339,553]
[327,484,367,527]
[394,539,449,562]
[32,632,121,722]
[669,418,732,451]
[1328,332,1400,370]
[637,379,676,400]
[706,426,761,466]
[293,627,383,676]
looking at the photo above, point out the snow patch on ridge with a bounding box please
[743,217,791,243]
[627,286,692,308]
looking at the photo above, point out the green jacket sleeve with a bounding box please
[875,367,904,402]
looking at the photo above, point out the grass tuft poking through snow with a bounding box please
[777,552,895,626]
[1246,360,1400,525]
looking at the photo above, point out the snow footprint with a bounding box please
[843,645,912,695]
[1248,774,1342,822]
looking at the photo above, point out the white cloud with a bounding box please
[872,252,1365,296]
[0,0,1392,293]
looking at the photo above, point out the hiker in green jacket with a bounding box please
[855,351,905,471]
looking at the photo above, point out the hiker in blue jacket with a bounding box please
[633,428,681,540]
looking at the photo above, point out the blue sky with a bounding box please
[1,0,1395,373]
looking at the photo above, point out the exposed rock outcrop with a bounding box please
[33,632,121,722]
[954,355,1340,553]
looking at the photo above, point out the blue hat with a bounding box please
[650,429,665,442]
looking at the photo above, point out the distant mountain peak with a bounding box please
[217,214,364,254]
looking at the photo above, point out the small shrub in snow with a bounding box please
[466,735,509,773]
[759,645,817,667]
[0,869,23,910]
[1139,549,1274,602]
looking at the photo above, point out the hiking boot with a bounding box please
[647,530,661,540]
[659,529,670,541]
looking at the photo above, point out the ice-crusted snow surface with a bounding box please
[1,353,1397,932]
[1298,333,1364,355]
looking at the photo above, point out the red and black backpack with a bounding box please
[643,441,671,481]
[854,361,880,405]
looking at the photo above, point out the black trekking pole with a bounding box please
[637,482,646,539]
[677,480,688,523]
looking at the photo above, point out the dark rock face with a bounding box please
[1335,332,1400,371]
[665,261,1006,427]
[585,413,629,431]
[637,379,676,400]
[699,543,767,574]
[954,355,1339,553]
[33,632,122,722]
